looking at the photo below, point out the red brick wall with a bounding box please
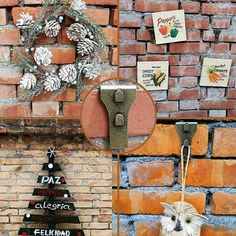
[119,0,236,118]
[113,122,236,235]
[0,0,118,118]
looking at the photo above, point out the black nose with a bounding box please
[174,220,183,232]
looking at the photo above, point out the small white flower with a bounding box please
[34,47,52,66]
[70,0,87,13]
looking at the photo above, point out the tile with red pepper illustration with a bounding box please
[152,10,187,45]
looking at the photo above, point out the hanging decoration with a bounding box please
[14,0,107,100]
[152,10,187,45]
[18,147,85,236]
[160,146,207,236]
[200,58,232,87]
[137,61,169,90]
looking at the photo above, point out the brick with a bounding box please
[111,47,118,66]
[180,55,200,66]
[0,0,18,6]
[12,7,42,24]
[103,27,118,45]
[181,2,200,13]
[211,192,236,214]
[0,85,16,99]
[120,43,146,55]
[212,128,236,157]
[63,102,81,118]
[170,66,199,77]
[110,8,118,26]
[147,43,166,54]
[202,225,236,236]
[51,48,76,64]
[170,43,208,54]
[202,3,236,15]
[170,110,208,118]
[86,8,109,26]
[112,161,117,186]
[0,66,22,84]
[120,0,133,10]
[211,43,229,53]
[0,47,10,62]
[120,55,136,67]
[157,101,178,113]
[179,77,198,88]
[0,28,21,45]
[120,29,135,40]
[129,124,208,156]
[212,18,231,29]
[219,31,236,42]
[200,100,236,109]
[184,159,236,187]
[120,12,142,28]
[228,110,236,117]
[180,100,199,110]
[57,28,74,45]
[84,0,118,5]
[207,88,225,99]
[203,30,216,41]
[135,0,178,12]
[185,16,210,29]
[0,103,30,117]
[227,89,236,98]
[113,190,206,214]
[0,9,7,25]
[32,101,59,117]
[138,55,179,65]
[187,30,201,41]
[24,0,42,3]
[34,33,56,45]
[127,161,174,187]
[31,88,76,102]
[134,221,161,236]
[137,29,151,41]
[209,110,226,117]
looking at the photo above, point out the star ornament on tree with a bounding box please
[47,147,56,159]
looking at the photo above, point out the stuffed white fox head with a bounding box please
[160,201,207,236]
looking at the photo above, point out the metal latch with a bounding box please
[100,85,136,150]
[176,122,198,161]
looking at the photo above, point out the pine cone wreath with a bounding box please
[59,64,77,84]
[77,38,98,56]
[16,12,35,29]
[44,19,61,37]
[44,74,61,91]
[83,61,102,79]
[20,73,37,89]
[66,23,86,42]
[34,47,52,66]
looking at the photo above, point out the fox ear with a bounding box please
[161,202,177,216]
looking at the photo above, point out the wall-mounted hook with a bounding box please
[213,29,221,43]
[176,122,198,161]
[100,85,136,150]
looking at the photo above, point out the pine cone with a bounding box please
[44,19,61,37]
[70,0,87,13]
[66,23,86,42]
[77,38,97,56]
[83,61,102,79]
[44,74,61,91]
[59,64,77,84]
[16,12,34,29]
[34,47,52,66]
[20,73,37,89]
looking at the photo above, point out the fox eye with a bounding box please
[171,215,176,221]
[186,218,191,223]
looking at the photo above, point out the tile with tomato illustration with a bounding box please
[137,61,169,91]
[200,58,232,87]
[152,10,187,45]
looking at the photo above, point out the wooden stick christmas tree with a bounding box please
[19,148,85,236]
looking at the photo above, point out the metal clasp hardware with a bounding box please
[100,85,136,150]
[176,122,198,161]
